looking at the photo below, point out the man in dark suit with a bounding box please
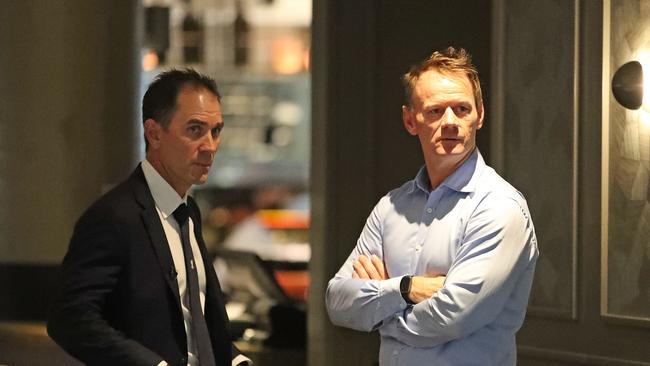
[48,69,251,366]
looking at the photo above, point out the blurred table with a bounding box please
[0,321,81,366]
[235,341,306,366]
[0,322,305,366]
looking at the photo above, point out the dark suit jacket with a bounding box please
[48,165,239,366]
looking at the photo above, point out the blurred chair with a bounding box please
[214,249,306,349]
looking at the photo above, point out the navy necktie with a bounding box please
[173,203,216,366]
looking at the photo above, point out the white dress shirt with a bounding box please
[142,160,251,366]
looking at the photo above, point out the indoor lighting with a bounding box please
[612,60,643,110]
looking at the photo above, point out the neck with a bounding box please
[424,149,474,191]
[145,153,189,198]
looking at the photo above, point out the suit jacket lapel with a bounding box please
[130,165,182,310]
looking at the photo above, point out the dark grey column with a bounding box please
[0,1,141,265]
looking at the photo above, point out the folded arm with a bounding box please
[380,197,538,347]
[352,255,445,304]
[326,199,409,331]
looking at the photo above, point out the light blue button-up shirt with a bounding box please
[326,149,538,366]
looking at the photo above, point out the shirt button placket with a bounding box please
[416,194,435,263]
[392,348,401,366]
[419,206,432,251]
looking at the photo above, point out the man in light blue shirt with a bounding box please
[326,47,538,366]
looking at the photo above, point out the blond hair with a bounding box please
[402,47,483,110]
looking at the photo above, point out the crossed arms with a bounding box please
[325,195,538,348]
[352,254,445,304]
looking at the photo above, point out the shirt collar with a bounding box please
[409,149,484,194]
[411,165,431,194]
[141,159,187,219]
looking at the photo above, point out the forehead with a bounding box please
[412,69,474,105]
[174,86,222,117]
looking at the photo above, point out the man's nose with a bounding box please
[201,133,218,153]
[441,107,458,126]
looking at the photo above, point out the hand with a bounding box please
[408,275,446,304]
[352,255,387,280]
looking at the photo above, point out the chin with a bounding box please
[434,147,465,155]
[189,174,209,186]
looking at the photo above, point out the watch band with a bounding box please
[400,275,415,304]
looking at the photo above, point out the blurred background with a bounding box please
[1,0,650,365]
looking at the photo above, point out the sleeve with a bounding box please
[379,196,538,347]
[47,205,164,366]
[231,342,253,365]
[325,197,409,332]
[232,353,253,365]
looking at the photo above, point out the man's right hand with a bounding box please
[352,255,387,280]
[409,275,446,304]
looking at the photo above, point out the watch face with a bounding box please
[400,275,414,304]
[400,275,411,293]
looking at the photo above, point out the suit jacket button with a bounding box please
[179,357,187,365]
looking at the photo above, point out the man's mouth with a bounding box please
[439,137,461,142]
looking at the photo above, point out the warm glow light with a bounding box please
[635,51,650,112]
[271,35,305,75]
[640,105,650,127]
[634,51,650,126]
[639,60,650,113]
[142,49,159,72]
[303,47,310,71]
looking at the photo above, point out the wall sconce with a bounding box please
[612,61,643,110]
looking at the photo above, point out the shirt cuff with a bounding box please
[233,354,253,366]
[380,276,408,307]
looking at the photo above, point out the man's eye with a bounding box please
[189,126,203,135]
[455,106,471,115]
[211,126,222,138]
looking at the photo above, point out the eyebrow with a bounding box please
[423,100,472,108]
[187,118,224,128]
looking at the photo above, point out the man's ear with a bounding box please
[476,102,485,130]
[144,119,162,149]
[402,105,418,136]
